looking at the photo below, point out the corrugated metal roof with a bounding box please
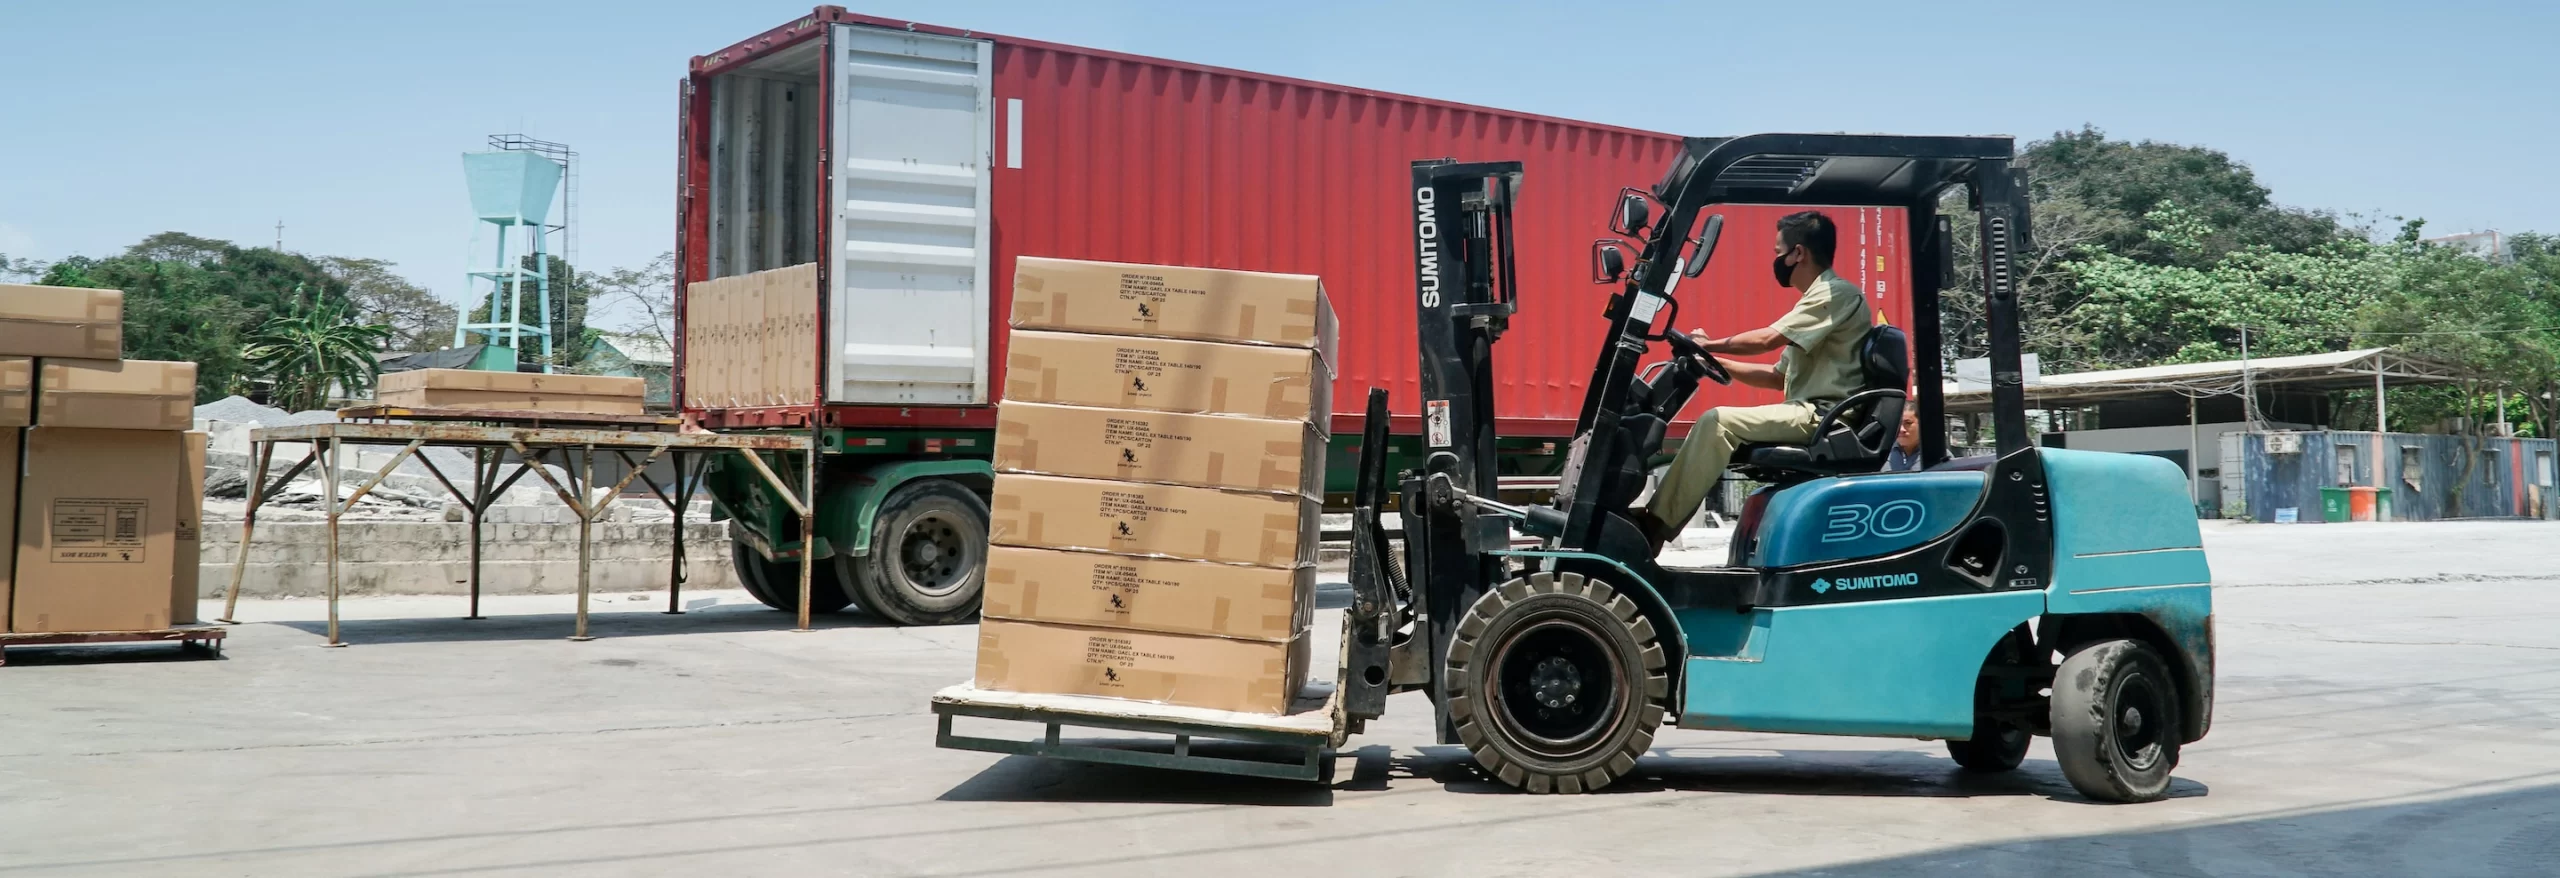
[598,332,675,367]
[1943,348,2469,411]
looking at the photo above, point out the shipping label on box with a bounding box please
[973,619,1311,715]
[983,545,1312,641]
[989,474,1318,568]
[0,284,122,360]
[995,402,1324,497]
[1003,331,1331,428]
[1010,257,1338,363]
[38,359,195,431]
[11,427,179,633]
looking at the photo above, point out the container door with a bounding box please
[828,25,993,405]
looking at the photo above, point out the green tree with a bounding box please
[243,289,394,412]
[584,252,676,351]
[464,253,592,369]
[0,253,45,281]
[2023,125,2346,267]
[318,256,457,353]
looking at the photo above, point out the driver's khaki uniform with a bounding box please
[1643,268,1872,536]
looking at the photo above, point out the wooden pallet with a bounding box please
[0,627,227,666]
[334,404,680,430]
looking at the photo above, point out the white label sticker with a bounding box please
[1629,292,1667,323]
[1425,399,1452,448]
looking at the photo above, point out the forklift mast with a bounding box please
[1365,159,1525,738]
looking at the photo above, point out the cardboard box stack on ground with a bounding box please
[975,257,1335,715]
[0,283,206,635]
[376,368,647,415]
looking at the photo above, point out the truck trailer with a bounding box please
[678,7,1918,623]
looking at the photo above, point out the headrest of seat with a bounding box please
[1861,323,1910,393]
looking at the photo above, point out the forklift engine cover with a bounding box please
[1745,470,1987,568]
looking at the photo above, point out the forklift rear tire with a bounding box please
[845,479,987,626]
[1446,572,1667,794]
[2051,639,2181,803]
[731,538,855,614]
[1945,717,2030,773]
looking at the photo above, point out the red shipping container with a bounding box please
[678,8,1912,438]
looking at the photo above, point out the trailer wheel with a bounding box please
[1446,572,1667,794]
[846,479,986,626]
[730,538,854,614]
[2052,639,2181,803]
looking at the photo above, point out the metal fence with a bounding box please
[2228,430,2558,522]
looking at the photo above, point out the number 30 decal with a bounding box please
[1820,500,1927,543]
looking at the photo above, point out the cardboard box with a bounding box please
[38,359,196,431]
[0,356,29,427]
[172,431,206,625]
[995,402,1324,497]
[1003,330,1332,428]
[1011,257,1338,361]
[682,263,817,409]
[0,284,122,360]
[974,618,1311,714]
[983,545,1312,641]
[10,428,180,633]
[377,368,646,414]
[989,474,1319,568]
[0,428,18,630]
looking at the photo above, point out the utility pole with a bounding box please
[2239,325,2258,429]
[275,220,284,251]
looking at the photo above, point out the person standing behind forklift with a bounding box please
[1885,406,1924,472]
[1634,211,1874,547]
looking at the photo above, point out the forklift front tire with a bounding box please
[1446,572,1667,794]
[2051,639,2182,803]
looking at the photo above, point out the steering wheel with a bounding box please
[1661,329,1733,386]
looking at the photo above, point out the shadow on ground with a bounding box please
[0,642,228,667]
[1742,782,2560,877]
[939,751,1339,806]
[262,602,901,645]
[1407,745,2205,801]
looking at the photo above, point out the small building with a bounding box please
[2228,429,2556,522]
[586,332,674,408]
[1943,349,2482,517]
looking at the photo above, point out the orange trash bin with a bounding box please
[2347,486,2379,521]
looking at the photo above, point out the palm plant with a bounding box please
[244,287,395,412]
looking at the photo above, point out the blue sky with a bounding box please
[3,0,2551,330]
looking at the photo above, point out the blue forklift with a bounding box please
[935,133,2212,803]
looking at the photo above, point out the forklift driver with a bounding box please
[1633,210,1874,548]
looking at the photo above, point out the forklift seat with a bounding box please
[1731,323,1910,484]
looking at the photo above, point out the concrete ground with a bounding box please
[5,520,2558,877]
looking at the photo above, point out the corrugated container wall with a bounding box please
[680,11,1914,436]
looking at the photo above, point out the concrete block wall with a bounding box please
[203,520,745,599]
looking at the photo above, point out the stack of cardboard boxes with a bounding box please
[377,368,647,415]
[0,284,205,635]
[976,257,1337,715]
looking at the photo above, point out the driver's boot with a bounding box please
[1624,508,1674,556]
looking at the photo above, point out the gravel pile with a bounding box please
[194,395,339,427]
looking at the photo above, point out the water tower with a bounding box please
[452,140,570,371]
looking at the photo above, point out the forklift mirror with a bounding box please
[1592,240,1628,284]
[1681,214,1725,278]
[1608,189,1651,236]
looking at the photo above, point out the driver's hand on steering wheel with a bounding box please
[1686,329,1715,352]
